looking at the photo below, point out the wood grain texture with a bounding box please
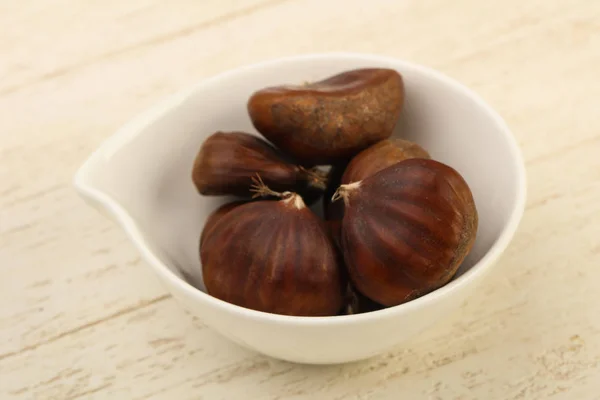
[1,0,600,398]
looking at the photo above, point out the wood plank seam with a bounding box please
[0,294,171,362]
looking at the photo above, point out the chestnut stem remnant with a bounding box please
[331,181,362,207]
[250,174,305,209]
[298,166,328,191]
[250,174,291,199]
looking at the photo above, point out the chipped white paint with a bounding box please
[1,0,600,398]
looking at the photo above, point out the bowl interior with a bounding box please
[81,55,522,296]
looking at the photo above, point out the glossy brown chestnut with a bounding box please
[332,158,478,307]
[326,139,430,222]
[192,131,326,199]
[200,200,245,248]
[200,183,344,316]
[247,68,404,164]
[341,139,430,184]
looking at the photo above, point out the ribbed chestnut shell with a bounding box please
[247,68,404,164]
[326,139,430,221]
[192,131,324,197]
[200,200,245,248]
[200,195,344,316]
[338,158,478,307]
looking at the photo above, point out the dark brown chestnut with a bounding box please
[247,68,404,165]
[200,180,344,316]
[325,139,430,222]
[341,138,430,184]
[332,158,478,307]
[200,200,245,248]
[191,131,326,200]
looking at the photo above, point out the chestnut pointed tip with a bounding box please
[282,192,305,209]
[331,189,343,203]
[331,181,361,206]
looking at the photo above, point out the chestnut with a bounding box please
[200,200,245,248]
[200,180,344,316]
[192,131,326,200]
[247,68,404,164]
[341,138,430,184]
[325,138,430,226]
[332,158,478,307]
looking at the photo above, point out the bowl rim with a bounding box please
[74,52,527,327]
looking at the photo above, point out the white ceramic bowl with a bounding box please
[74,53,526,364]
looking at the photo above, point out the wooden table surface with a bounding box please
[2,1,600,398]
